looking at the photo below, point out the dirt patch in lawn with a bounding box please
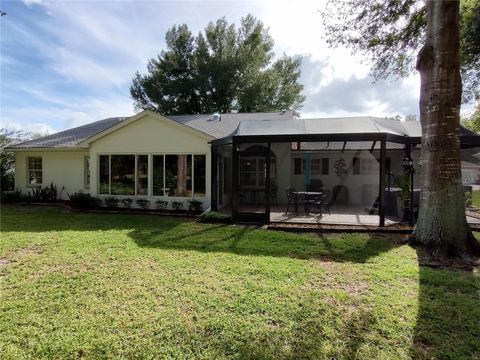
[15,245,43,256]
[0,257,13,267]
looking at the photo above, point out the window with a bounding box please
[136,155,148,195]
[165,154,192,197]
[110,155,135,195]
[295,157,329,175]
[99,155,110,194]
[27,157,42,185]
[194,155,206,197]
[152,155,164,196]
[84,156,90,189]
[239,157,276,188]
[98,154,206,197]
[353,157,378,175]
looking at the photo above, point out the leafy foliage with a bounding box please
[0,129,26,192]
[322,0,480,102]
[188,199,204,214]
[131,14,305,114]
[68,192,100,209]
[104,197,119,208]
[461,103,480,132]
[171,201,183,211]
[197,210,232,223]
[28,183,58,202]
[155,200,169,210]
[136,198,150,210]
[120,198,133,209]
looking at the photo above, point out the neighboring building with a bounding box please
[9,110,480,225]
[461,161,480,185]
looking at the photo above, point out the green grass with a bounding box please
[0,204,479,359]
[472,190,480,207]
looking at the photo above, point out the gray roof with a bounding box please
[168,111,294,138]
[236,116,422,137]
[10,117,127,149]
[10,109,478,150]
[10,111,294,149]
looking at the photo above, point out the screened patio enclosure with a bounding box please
[211,117,480,226]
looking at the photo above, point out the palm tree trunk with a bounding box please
[414,0,479,260]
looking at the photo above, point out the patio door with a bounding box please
[236,143,272,222]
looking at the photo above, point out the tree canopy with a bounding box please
[322,0,480,103]
[462,103,480,132]
[131,15,305,115]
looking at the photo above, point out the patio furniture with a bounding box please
[313,189,331,215]
[292,191,324,215]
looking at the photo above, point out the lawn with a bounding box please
[472,190,480,207]
[0,205,479,359]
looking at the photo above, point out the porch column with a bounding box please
[211,145,218,211]
[265,142,271,224]
[379,138,386,227]
[232,140,239,220]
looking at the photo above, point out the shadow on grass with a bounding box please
[411,249,480,359]
[3,204,479,358]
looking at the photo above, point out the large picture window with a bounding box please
[99,155,110,194]
[111,155,135,195]
[165,155,192,197]
[152,155,164,196]
[99,153,206,197]
[136,155,148,195]
[27,156,42,185]
[194,155,206,197]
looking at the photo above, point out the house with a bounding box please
[9,110,480,226]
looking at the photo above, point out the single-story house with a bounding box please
[9,110,480,226]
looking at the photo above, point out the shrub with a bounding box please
[104,196,119,208]
[188,199,204,214]
[156,200,168,210]
[69,191,98,209]
[29,182,58,202]
[136,198,150,209]
[121,198,133,208]
[0,187,23,203]
[198,211,232,224]
[465,191,473,207]
[171,201,183,211]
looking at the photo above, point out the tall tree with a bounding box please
[415,0,479,260]
[323,0,480,261]
[0,129,24,192]
[323,0,480,102]
[131,14,305,114]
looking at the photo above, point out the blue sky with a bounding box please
[1,0,430,134]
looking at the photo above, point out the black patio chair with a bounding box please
[313,189,331,215]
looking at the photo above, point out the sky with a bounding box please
[0,0,432,134]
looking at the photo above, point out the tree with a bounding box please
[323,0,480,261]
[131,14,305,114]
[462,103,480,133]
[0,129,24,192]
[323,0,480,103]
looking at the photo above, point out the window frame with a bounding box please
[84,156,90,189]
[97,153,207,198]
[26,156,43,187]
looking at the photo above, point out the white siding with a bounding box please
[14,150,89,200]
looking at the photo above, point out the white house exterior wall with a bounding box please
[88,113,212,209]
[14,150,89,200]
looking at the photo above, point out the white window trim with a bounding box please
[26,156,43,187]
[97,153,207,199]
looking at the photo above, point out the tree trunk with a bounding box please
[414,0,479,260]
